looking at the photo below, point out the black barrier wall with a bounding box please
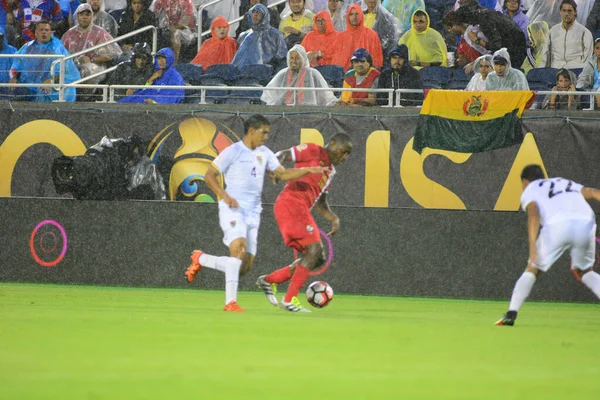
[1,197,596,303]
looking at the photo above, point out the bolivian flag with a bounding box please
[413,90,534,154]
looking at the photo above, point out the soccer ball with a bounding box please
[306,281,334,308]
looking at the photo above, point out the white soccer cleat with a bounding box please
[279,296,311,313]
[256,275,278,306]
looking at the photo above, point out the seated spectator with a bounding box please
[337,47,380,106]
[542,68,579,109]
[261,44,337,105]
[151,0,195,64]
[118,47,184,103]
[332,4,383,71]
[328,0,347,32]
[466,54,492,90]
[382,0,425,38]
[118,0,157,52]
[17,0,64,42]
[576,37,600,102]
[191,17,237,68]
[443,11,485,68]
[521,20,548,74]
[62,3,122,82]
[485,47,529,90]
[540,0,593,70]
[9,20,80,101]
[107,42,154,99]
[398,9,447,70]
[376,43,422,106]
[360,0,398,57]
[300,10,339,66]
[0,32,17,98]
[503,0,529,47]
[455,2,526,69]
[232,4,287,69]
[236,0,280,37]
[90,0,118,37]
[279,0,314,49]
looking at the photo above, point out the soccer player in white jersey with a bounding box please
[496,164,600,326]
[185,114,328,312]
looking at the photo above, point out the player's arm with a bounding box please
[315,192,340,236]
[204,164,239,208]
[581,187,600,202]
[526,202,541,268]
[271,165,328,181]
[274,149,294,165]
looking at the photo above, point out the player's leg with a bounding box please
[220,238,246,311]
[283,241,326,302]
[571,221,600,298]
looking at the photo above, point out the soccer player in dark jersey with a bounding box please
[257,133,353,312]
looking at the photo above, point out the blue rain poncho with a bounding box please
[118,47,184,104]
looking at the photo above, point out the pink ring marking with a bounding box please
[30,220,68,267]
[39,231,58,253]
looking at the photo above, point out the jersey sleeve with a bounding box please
[265,148,281,171]
[212,145,236,174]
[292,143,320,163]
[520,184,536,211]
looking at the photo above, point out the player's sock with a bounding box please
[224,257,242,305]
[199,253,231,273]
[581,271,600,299]
[283,264,311,303]
[508,271,536,312]
[265,266,293,284]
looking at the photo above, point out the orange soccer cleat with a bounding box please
[223,301,245,312]
[185,250,204,283]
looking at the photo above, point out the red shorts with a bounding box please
[274,195,320,252]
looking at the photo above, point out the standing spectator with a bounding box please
[503,0,529,47]
[328,0,347,32]
[118,0,157,51]
[0,32,17,98]
[151,0,194,64]
[62,3,122,81]
[107,41,154,99]
[443,11,485,68]
[17,0,64,42]
[279,0,314,49]
[119,47,184,103]
[89,0,118,38]
[360,0,398,57]
[527,0,593,28]
[332,4,383,71]
[376,43,423,106]
[398,9,447,69]
[337,47,380,106]
[261,44,337,105]
[9,20,80,101]
[576,37,600,106]
[485,47,529,90]
[540,0,593,69]
[585,0,600,32]
[455,2,526,69]
[466,53,492,90]
[521,20,548,74]
[232,4,287,69]
[300,10,339,66]
[236,0,280,37]
[382,0,425,37]
[191,16,237,68]
[542,68,579,109]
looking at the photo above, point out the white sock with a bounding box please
[224,258,242,305]
[199,253,230,273]
[581,271,600,299]
[508,271,536,312]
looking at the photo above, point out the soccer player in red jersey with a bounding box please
[257,133,353,312]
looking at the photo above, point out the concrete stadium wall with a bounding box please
[1,197,596,303]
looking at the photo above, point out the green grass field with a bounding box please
[1,283,598,400]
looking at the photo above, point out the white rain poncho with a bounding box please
[485,47,530,90]
[261,44,337,106]
[466,54,493,91]
[331,0,351,31]
[93,0,119,38]
[359,0,399,54]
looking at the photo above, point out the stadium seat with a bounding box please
[446,67,472,90]
[419,66,451,89]
[226,89,264,104]
[174,63,204,85]
[570,68,583,78]
[202,64,241,85]
[592,30,600,41]
[526,67,557,91]
[314,65,344,88]
[235,64,274,86]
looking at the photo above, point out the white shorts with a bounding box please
[533,219,596,272]
[218,202,260,255]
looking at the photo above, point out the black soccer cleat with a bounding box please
[495,311,517,326]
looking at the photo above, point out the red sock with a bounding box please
[284,264,310,302]
[265,266,293,284]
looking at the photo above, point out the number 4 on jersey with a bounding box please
[251,167,256,178]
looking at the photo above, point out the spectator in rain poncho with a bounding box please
[90,0,118,37]
[328,0,349,32]
[542,67,579,109]
[398,9,447,69]
[118,47,184,103]
[151,0,195,64]
[191,17,238,68]
[279,0,315,49]
[0,32,17,98]
[203,0,240,38]
[485,47,529,90]
[382,0,425,37]
[236,0,281,37]
[232,4,288,69]
[360,0,399,56]
[300,10,340,66]
[332,4,383,70]
[107,42,154,99]
[503,0,529,47]
[527,0,593,27]
[9,20,80,101]
[261,44,337,105]
[466,54,493,90]
[521,20,548,74]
